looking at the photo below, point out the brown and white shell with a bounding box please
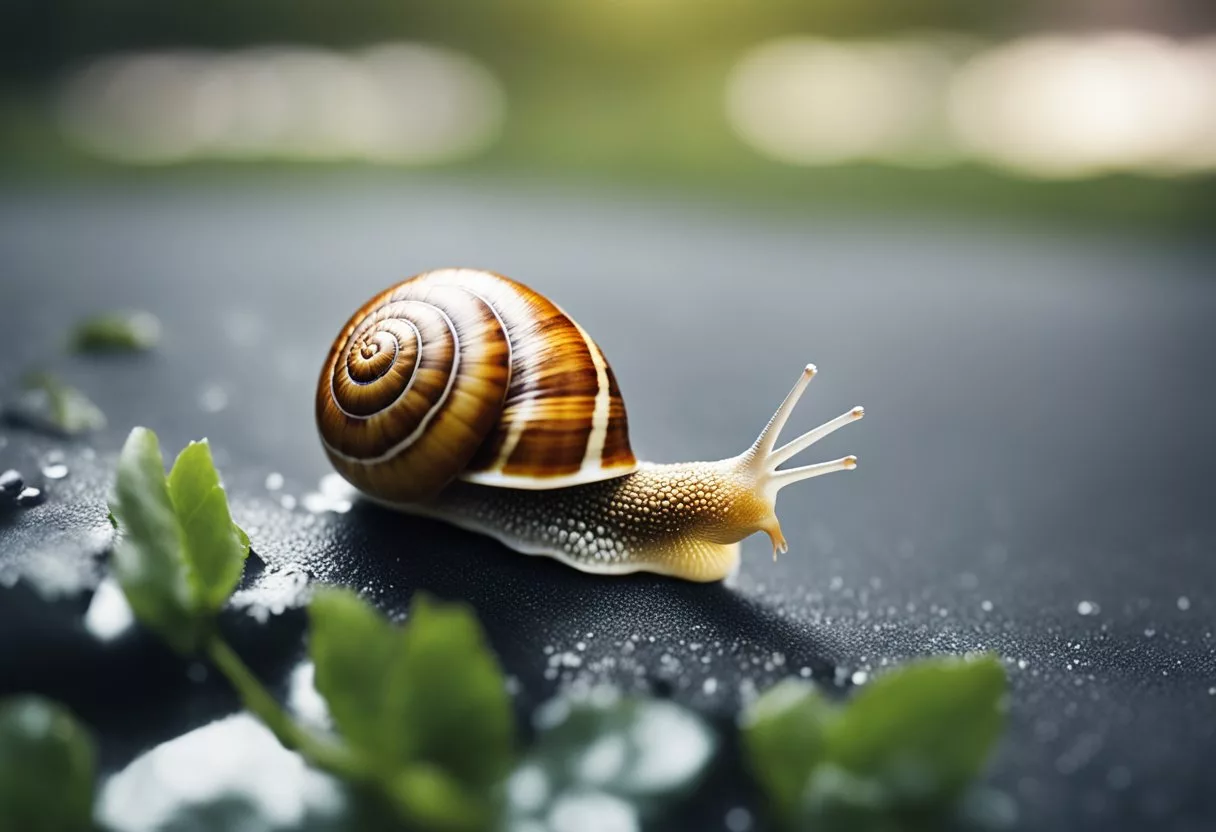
[316,268,637,504]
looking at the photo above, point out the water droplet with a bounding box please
[198,384,229,413]
[981,600,994,612]
[0,469,23,495]
[186,662,208,683]
[84,577,134,642]
[851,670,869,685]
[1144,628,1157,638]
[702,677,718,695]
[1077,600,1099,616]
[279,494,297,510]
[264,472,284,491]
[1017,659,1029,670]
[1177,596,1191,611]
[1208,687,1215,696]
[41,463,69,480]
[16,486,44,507]
[725,806,753,832]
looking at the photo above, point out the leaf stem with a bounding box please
[204,635,368,782]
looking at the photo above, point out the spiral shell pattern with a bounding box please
[317,268,636,504]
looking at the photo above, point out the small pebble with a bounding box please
[16,486,44,507]
[0,469,23,495]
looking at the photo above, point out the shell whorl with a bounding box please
[317,268,637,504]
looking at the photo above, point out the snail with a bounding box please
[316,268,864,582]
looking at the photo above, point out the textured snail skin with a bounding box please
[389,459,777,582]
[318,269,863,583]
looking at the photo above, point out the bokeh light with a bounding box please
[726,32,1216,179]
[724,36,961,167]
[57,43,506,165]
[950,32,1216,178]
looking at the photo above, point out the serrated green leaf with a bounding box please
[109,426,197,652]
[0,696,96,832]
[309,588,402,764]
[391,594,515,789]
[740,678,836,822]
[168,440,249,610]
[70,311,161,353]
[825,656,1006,805]
[109,428,250,651]
[308,590,514,802]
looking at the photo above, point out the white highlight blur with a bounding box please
[725,36,960,167]
[727,32,1216,178]
[950,33,1216,178]
[58,43,506,165]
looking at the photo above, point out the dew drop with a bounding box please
[0,469,23,495]
[265,472,284,491]
[1077,600,1099,616]
[702,677,718,695]
[1177,596,1191,611]
[198,384,229,413]
[16,486,44,507]
[851,670,869,685]
[42,463,69,480]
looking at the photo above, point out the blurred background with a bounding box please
[1,0,1214,230]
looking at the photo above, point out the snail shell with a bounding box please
[316,268,636,504]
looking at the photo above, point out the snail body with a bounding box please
[317,268,863,583]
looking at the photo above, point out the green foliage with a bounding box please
[310,589,514,830]
[742,656,1007,831]
[6,373,106,436]
[70,311,161,353]
[0,696,95,832]
[108,427,249,651]
[741,679,835,817]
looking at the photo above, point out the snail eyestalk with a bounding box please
[734,366,864,559]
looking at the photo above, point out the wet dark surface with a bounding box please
[1,179,1215,831]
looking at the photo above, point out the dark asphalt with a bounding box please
[1,177,1214,832]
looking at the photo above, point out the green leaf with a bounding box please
[0,696,96,832]
[6,373,106,436]
[824,656,1007,805]
[740,678,837,822]
[168,440,250,610]
[798,764,897,832]
[108,428,250,651]
[392,594,515,789]
[389,764,491,832]
[109,427,197,651]
[70,311,161,353]
[309,588,403,764]
[308,590,514,803]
